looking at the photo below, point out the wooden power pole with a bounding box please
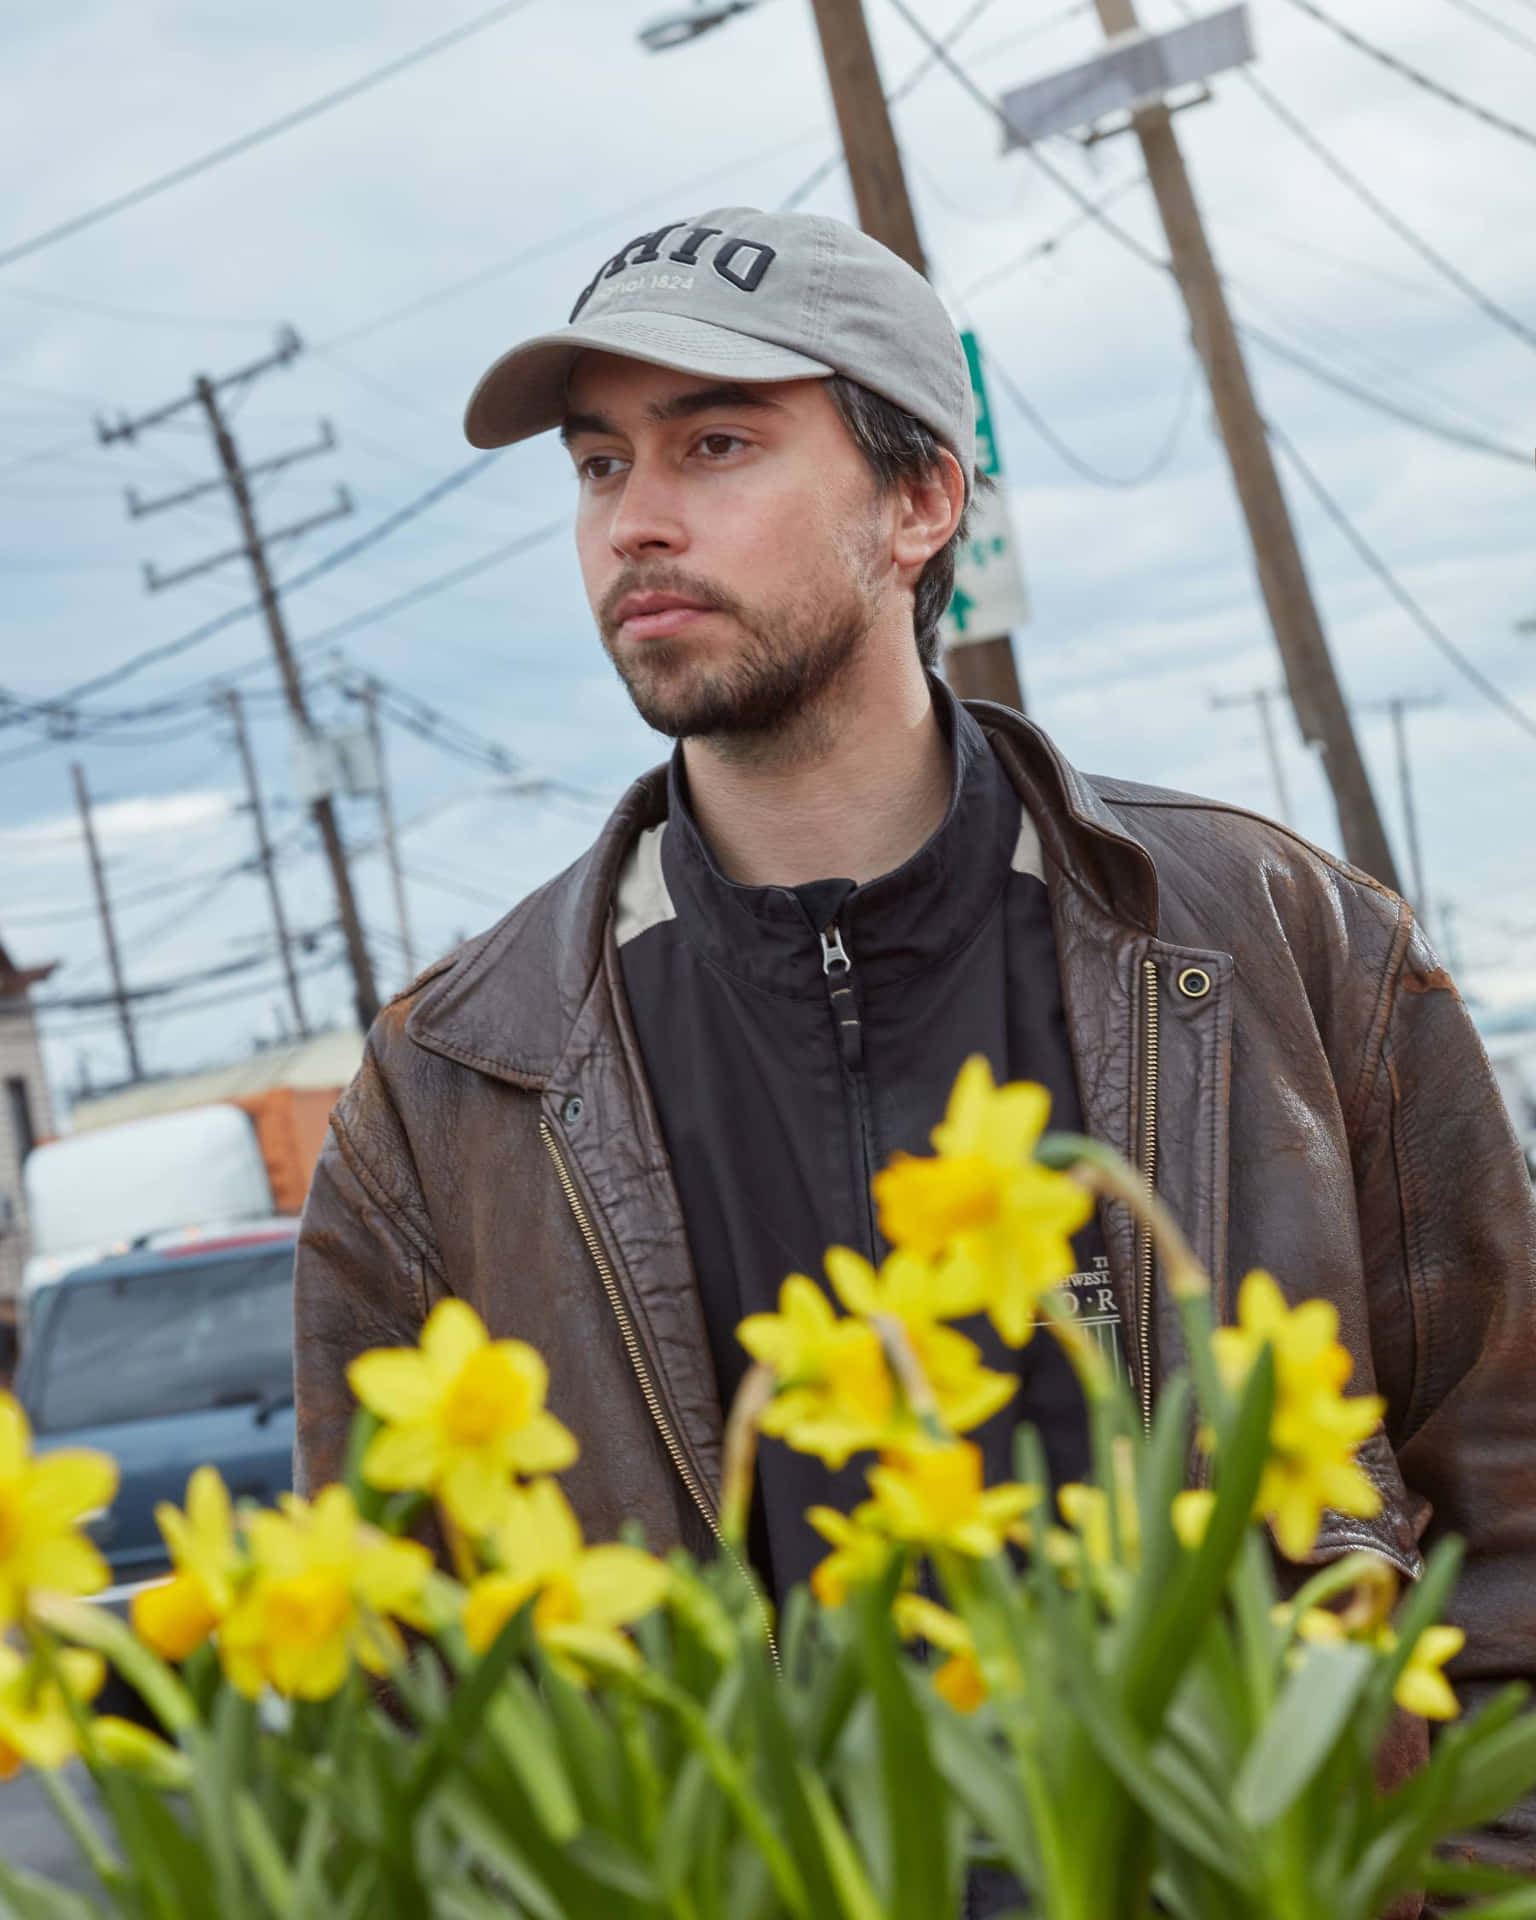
[99,332,382,1029]
[220,686,310,1038]
[805,0,1026,710]
[70,762,142,1082]
[1087,0,1399,889]
[357,679,418,983]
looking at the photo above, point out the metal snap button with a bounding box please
[561,1095,584,1126]
[1177,966,1212,1000]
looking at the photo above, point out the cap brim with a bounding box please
[463,309,835,449]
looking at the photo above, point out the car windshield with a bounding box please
[29,1248,294,1434]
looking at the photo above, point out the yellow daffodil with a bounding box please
[863,1440,1034,1558]
[0,1640,104,1778]
[1052,1478,1141,1573]
[0,1394,115,1630]
[741,1275,898,1466]
[348,1300,578,1535]
[1211,1271,1385,1560]
[1170,1488,1216,1551]
[218,1486,431,1701]
[893,1592,988,1713]
[1388,1624,1464,1721]
[873,1060,1092,1348]
[463,1478,669,1679]
[132,1466,243,1662]
[824,1247,1018,1436]
[806,1505,899,1608]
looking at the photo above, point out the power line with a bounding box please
[298,517,567,652]
[1266,416,1536,744]
[1161,0,1536,364]
[1276,0,1536,153]
[0,0,541,274]
[1238,319,1530,467]
[0,450,505,723]
[878,0,1168,272]
[322,129,826,352]
[987,347,1200,487]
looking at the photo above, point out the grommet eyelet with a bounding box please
[1177,966,1212,1000]
[561,1095,584,1126]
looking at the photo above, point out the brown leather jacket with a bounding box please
[296,700,1536,1887]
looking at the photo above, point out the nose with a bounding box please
[607,455,688,561]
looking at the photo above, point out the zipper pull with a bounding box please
[821,922,863,1071]
[820,924,851,976]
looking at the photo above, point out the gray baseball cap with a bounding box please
[463,205,975,489]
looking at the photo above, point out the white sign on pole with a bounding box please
[941,331,1030,651]
[998,4,1253,146]
[940,485,1031,650]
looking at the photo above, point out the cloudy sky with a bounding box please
[2,0,1533,1116]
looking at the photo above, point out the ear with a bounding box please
[890,448,967,583]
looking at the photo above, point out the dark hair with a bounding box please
[824,373,980,669]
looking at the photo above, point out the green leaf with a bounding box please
[926,1697,1039,1893]
[1231,1640,1374,1826]
[432,1777,565,1920]
[1116,1347,1276,1736]
[565,1829,664,1903]
[1443,1712,1536,1837]
[234,1792,297,1918]
[853,1576,954,1920]
[484,1675,582,1843]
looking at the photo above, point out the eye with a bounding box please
[577,452,627,482]
[694,431,747,460]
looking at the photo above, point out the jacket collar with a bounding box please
[659,678,1020,996]
[406,696,1160,1086]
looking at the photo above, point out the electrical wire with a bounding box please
[1239,320,1530,467]
[988,348,1200,487]
[0,0,542,274]
[297,518,567,653]
[1276,0,1536,153]
[1266,416,1536,744]
[878,0,1168,274]
[1162,0,1536,364]
[322,129,826,352]
[0,451,506,723]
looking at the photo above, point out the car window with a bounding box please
[30,1249,294,1434]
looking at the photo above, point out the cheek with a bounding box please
[574,501,615,606]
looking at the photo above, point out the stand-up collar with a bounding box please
[658,677,1021,997]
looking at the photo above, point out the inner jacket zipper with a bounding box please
[540,1119,777,1661]
[1136,956,1160,1435]
[820,921,880,1261]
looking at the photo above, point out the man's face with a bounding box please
[564,353,890,741]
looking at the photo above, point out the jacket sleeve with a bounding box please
[293,1049,440,1498]
[1355,911,1536,1879]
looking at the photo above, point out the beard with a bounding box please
[597,548,879,749]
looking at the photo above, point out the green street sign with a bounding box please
[961,330,1002,480]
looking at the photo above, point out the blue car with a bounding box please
[15,1227,298,1607]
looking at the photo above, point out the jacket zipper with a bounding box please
[539,1118,777,1658]
[1136,956,1160,1435]
[821,922,879,1258]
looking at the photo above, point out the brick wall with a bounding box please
[0,1002,55,1300]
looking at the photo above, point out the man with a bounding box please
[295,206,1536,1894]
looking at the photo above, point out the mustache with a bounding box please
[598,564,742,638]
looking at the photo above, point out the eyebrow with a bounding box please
[559,383,785,445]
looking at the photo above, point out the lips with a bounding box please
[614,591,718,642]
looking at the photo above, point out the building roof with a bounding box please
[67,1027,364,1132]
[0,938,58,998]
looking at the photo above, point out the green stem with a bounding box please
[36,1760,123,1890]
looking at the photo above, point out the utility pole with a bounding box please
[804,0,1026,711]
[357,679,418,984]
[99,330,382,1029]
[1210,687,1293,826]
[219,686,310,1038]
[70,762,142,1082]
[1359,693,1439,916]
[1073,0,1398,890]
